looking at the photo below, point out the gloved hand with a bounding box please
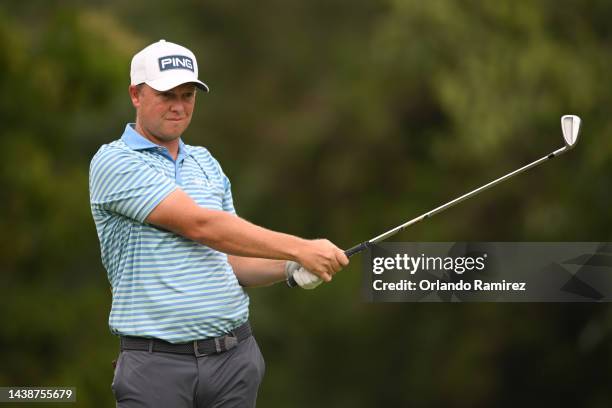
[285,261,323,290]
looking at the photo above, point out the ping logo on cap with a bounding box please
[158,55,195,72]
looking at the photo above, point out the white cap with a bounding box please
[130,39,209,92]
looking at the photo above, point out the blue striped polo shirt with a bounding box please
[89,124,249,343]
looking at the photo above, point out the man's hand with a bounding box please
[295,239,349,282]
[285,261,323,290]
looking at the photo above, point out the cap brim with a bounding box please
[146,73,209,92]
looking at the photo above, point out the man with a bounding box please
[89,39,348,407]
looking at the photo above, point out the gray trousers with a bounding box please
[112,336,265,407]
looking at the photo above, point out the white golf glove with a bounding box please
[285,261,323,290]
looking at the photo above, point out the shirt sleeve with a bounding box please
[221,173,237,215]
[89,147,177,223]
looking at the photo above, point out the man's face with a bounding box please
[129,83,197,142]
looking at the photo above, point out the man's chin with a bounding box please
[164,122,189,137]
[158,127,185,141]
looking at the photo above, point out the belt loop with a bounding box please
[148,339,153,353]
[214,337,222,353]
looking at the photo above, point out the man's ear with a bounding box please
[129,85,141,108]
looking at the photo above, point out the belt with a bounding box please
[120,321,252,357]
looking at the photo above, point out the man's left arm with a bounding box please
[228,256,286,287]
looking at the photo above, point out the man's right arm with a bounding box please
[146,188,348,281]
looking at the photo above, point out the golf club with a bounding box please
[287,114,582,287]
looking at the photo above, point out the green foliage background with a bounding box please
[2,1,611,406]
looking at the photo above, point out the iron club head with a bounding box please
[561,115,581,148]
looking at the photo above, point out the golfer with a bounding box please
[89,39,348,407]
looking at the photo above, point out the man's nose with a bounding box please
[169,101,185,113]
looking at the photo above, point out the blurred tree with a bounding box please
[1,1,612,407]
[0,5,142,406]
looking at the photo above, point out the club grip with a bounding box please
[345,241,370,258]
[287,274,299,288]
[286,241,371,288]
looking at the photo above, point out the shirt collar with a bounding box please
[121,123,191,157]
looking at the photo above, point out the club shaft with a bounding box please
[347,145,568,255]
[288,145,570,288]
